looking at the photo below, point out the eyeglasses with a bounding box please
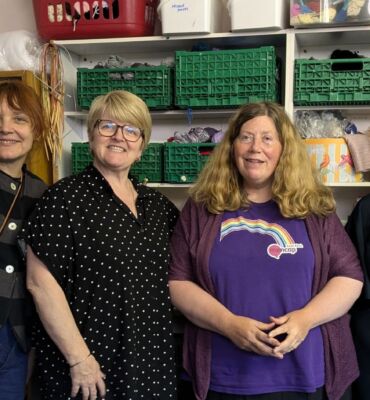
[237,133,277,146]
[96,119,143,142]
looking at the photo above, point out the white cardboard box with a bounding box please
[228,0,289,32]
[158,0,230,36]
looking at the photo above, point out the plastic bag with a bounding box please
[0,30,42,72]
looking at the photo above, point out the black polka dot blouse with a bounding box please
[23,165,179,400]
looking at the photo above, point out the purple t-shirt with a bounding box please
[209,200,325,395]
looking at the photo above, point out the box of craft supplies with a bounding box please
[157,0,230,35]
[305,138,363,183]
[228,0,289,32]
[290,0,370,27]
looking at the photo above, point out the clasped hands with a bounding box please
[225,309,311,359]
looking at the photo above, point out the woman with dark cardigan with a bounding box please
[170,102,363,400]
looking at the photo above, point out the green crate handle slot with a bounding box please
[331,60,363,72]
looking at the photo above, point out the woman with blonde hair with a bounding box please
[22,90,179,399]
[170,102,363,400]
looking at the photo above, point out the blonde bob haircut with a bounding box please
[190,102,335,218]
[87,90,152,149]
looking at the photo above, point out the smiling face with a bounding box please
[90,114,143,175]
[233,115,282,200]
[0,99,35,175]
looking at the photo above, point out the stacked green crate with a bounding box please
[175,46,279,108]
[294,58,370,105]
[71,142,163,183]
[130,143,163,183]
[77,66,174,110]
[71,142,92,174]
[163,142,216,183]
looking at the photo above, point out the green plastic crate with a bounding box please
[163,142,216,183]
[71,142,163,183]
[175,46,279,108]
[71,142,92,174]
[294,58,370,105]
[130,142,163,183]
[77,66,174,110]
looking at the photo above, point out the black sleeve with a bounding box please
[345,195,370,299]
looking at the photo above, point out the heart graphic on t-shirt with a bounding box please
[267,243,283,259]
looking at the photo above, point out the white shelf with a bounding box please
[146,183,191,188]
[55,30,287,56]
[65,109,237,120]
[327,182,370,187]
[144,182,370,188]
[55,26,370,56]
[293,26,370,48]
[294,105,370,114]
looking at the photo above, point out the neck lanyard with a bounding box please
[0,172,24,236]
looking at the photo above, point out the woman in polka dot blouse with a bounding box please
[23,90,179,400]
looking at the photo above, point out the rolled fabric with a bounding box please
[345,133,370,173]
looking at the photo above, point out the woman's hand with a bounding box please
[70,354,106,400]
[268,310,311,356]
[224,315,283,358]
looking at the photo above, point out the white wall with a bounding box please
[0,0,36,33]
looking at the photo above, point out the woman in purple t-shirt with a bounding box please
[169,102,363,400]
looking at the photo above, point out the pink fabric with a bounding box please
[345,133,370,173]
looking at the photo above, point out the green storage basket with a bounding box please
[175,46,279,108]
[294,58,370,105]
[163,142,216,183]
[71,142,163,183]
[77,66,174,110]
[71,142,92,174]
[130,142,163,183]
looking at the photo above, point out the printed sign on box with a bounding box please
[305,138,363,183]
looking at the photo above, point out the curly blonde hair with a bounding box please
[190,102,335,218]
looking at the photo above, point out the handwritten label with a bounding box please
[171,3,189,12]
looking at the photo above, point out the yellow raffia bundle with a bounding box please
[39,42,64,180]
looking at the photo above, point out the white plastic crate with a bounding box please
[158,0,229,35]
[228,0,289,32]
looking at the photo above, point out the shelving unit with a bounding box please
[56,26,370,220]
[290,26,370,220]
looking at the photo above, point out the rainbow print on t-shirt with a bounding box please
[220,216,303,260]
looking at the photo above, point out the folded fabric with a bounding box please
[345,133,370,173]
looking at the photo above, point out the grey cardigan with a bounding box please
[169,198,363,400]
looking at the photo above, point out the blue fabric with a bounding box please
[0,322,27,400]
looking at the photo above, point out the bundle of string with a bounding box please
[39,42,64,177]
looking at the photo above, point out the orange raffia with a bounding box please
[39,42,64,181]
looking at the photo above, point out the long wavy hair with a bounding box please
[190,102,335,218]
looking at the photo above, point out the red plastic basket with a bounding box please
[32,0,158,40]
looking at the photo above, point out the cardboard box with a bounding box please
[305,138,363,183]
[229,0,289,32]
[158,0,229,35]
